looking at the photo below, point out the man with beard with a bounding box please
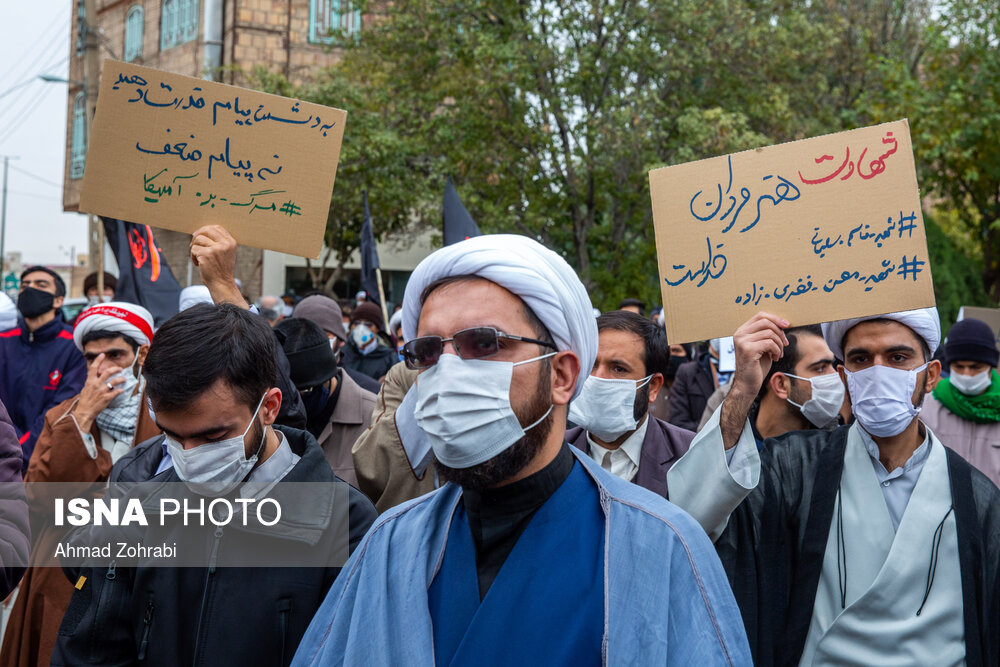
[668,309,1000,665]
[0,303,159,667]
[564,310,693,497]
[0,266,86,468]
[695,325,845,440]
[292,235,750,666]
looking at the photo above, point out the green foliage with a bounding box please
[870,0,1000,299]
[241,65,438,294]
[233,0,992,313]
[925,212,996,333]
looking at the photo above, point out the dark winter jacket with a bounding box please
[666,353,716,432]
[340,339,397,383]
[0,400,29,598]
[565,416,694,498]
[0,316,86,468]
[52,426,377,667]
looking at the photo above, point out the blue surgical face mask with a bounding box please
[413,352,555,469]
[784,372,845,427]
[106,354,141,409]
[164,395,268,496]
[568,374,652,441]
[845,363,928,437]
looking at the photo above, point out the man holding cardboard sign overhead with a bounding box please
[667,308,1000,665]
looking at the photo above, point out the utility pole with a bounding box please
[83,0,103,295]
[0,155,19,279]
[1,157,7,277]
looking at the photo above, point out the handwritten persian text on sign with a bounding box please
[649,120,934,344]
[78,61,347,258]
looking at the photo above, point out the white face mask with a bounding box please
[568,374,652,442]
[413,352,555,469]
[106,355,141,409]
[164,394,268,496]
[950,369,992,396]
[351,324,377,354]
[845,363,928,437]
[784,372,845,428]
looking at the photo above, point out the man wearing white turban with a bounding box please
[668,308,1000,666]
[0,302,161,667]
[294,235,751,666]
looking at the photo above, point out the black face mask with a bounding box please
[301,383,331,418]
[665,355,686,380]
[17,287,55,319]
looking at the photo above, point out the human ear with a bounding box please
[260,387,283,425]
[549,351,580,407]
[647,373,664,403]
[770,373,791,400]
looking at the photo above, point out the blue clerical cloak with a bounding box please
[428,460,604,665]
[292,449,751,666]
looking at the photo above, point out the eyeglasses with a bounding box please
[402,326,556,369]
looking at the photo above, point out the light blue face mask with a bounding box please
[845,363,928,437]
[106,354,141,409]
[568,374,652,442]
[413,352,555,469]
[163,394,268,496]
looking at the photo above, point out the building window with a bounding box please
[124,6,144,62]
[309,0,361,45]
[161,0,199,50]
[70,93,87,180]
[75,0,86,56]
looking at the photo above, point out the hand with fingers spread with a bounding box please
[72,353,127,434]
[190,225,247,308]
[720,312,790,448]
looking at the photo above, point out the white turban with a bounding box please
[179,285,213,311]
[822,307,941,361]
[402,234,597,399]
[0,294,16,333]
[73,302,154,351]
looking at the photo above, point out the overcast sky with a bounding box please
[0,2,89,268]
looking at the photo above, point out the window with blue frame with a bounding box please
[75,0,86,56]
[70,93,87,179]
[124,6,144,61]
[161,0,199,50]
[309,0,361,45]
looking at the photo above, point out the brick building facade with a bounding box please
[61,0,358,300]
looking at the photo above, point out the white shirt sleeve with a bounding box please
[667,401,760,541]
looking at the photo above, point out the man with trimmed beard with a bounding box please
[292,235,750,666]
[669,309,1000,665]
[565,310,694,496]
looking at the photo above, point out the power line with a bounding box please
[0,78,37,102]
[0,54,70,102]
[0,11,70,90]
[9,165,62,190]
[7,190,62,203]
[0,39,72,130]
[0,86,55,147]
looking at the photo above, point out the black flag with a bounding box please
[442,177,481,245]
[101,217,182,327]
[360,191,381,305]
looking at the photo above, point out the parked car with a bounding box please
[61,297,90,324]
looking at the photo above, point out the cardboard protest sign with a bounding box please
[957,306,1000,347]
[79,61,347,259]
[649,119,934,344]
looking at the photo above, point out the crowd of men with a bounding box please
[0,227,996,665]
